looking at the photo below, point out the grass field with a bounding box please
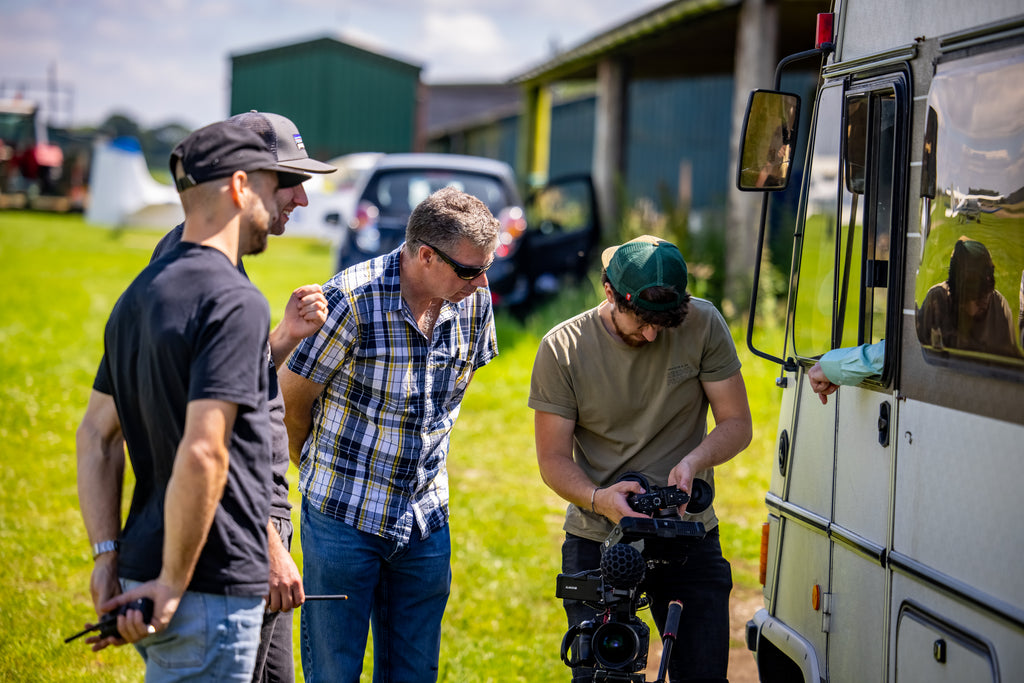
[0,211,780,681]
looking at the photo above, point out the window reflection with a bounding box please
[917,46,1024,365]
[916,236,1020,356]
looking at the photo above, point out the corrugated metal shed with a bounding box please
[230,36,422,159]
[626,75,734,213]
[548,95,596,180]
[505,0,830,307]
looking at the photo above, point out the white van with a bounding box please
[737,2,1024,680]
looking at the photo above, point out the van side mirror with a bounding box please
[737,90,801,192]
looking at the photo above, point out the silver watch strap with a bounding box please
[91,539,119,558]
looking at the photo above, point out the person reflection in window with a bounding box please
[916,236,1020,357]
[755,126,792,189]
[1018,270,1023,347]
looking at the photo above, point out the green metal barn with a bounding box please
[230,36,422,160]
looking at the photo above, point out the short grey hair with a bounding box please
[405,185,500,255]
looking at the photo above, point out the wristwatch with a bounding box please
[91,540,119,559]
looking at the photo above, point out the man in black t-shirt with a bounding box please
[76,121,310,681]
[150,111,333,683]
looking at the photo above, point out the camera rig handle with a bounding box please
[654,600,684,683]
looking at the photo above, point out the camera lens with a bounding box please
[593,622,641,669]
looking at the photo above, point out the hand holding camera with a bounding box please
[621,472,713,517]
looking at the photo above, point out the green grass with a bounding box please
[0,212,779,681]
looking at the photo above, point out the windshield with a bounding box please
[362,169,513,219]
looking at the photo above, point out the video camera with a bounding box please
[555,474,712,681]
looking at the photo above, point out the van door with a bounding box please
[825,73,908,680]
[774,65,908,676]
[765,81,846,677]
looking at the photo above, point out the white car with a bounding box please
[328,152,601,312]
[285,152,384,240]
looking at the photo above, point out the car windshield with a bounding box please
[364,169,512,218]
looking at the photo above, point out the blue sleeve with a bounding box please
[819,340,885,385]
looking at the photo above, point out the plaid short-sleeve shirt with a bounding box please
[288,246,498,543]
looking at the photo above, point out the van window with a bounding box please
[916,45,1024,367]
[794,78,902,361]
[838,87,897,348]
[793,84,842,358]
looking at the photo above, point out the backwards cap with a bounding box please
[602,235,688,311]
[170,121,309,191]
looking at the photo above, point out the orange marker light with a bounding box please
[811,584,821,611]
[759,522,769,586]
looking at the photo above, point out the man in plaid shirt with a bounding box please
[280,186,499,683]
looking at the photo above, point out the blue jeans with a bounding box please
[122,579,264,682]
[300,500,452,683]
[562,528,732,682]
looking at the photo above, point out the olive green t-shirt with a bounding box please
[529,298,741,542]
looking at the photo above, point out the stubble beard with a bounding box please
[610,307,649,348]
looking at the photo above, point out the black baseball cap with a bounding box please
[227,111,336,175]
[169,121,310,192]
[602,235,688,311]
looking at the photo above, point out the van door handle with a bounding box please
[878,401,890,447]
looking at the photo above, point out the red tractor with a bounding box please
[0,98,68,208]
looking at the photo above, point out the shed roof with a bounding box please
[512,0,826,84]
[231,34,422,76]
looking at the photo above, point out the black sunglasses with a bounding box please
[423,241,493,280]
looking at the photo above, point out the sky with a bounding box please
[0,0,669,130]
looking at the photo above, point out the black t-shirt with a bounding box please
[95,242,272,595]
[152,225,290,519]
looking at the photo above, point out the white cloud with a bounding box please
[0,0,668,127]
[419,11,512,80]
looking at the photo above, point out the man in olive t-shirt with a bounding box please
[529,235,752,683]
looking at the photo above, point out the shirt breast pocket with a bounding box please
[437,343,474,410]
[447,359,474,408]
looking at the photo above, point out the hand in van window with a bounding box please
[808,341,885,404]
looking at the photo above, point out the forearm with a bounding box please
[674,372,752,483]
[159,438,229,592]
[77,438,125,545]
[535,410,597,509]
[819,341,885,385]
[266,518,304,611]
[680,415,752,473]
[537,438,644,524]
[279,367,321,466]
[538,450,598,510]
[76,393,126,546]
[284,408,311,467]
[269,322,303,369]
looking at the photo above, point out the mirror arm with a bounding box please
[746,194,787,366]
[773,45,834,90]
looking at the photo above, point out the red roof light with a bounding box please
[816,13,835,49]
